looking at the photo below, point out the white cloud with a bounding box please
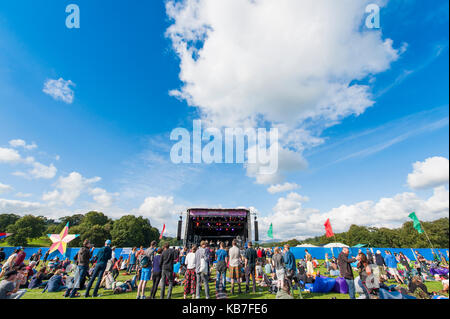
[29,162,57,179]
[137,196,185,235]
[9,139,37,150]
[407,156,449,190]
[43,172,101,206]
[0,198,43,214]
[0,147,21,163]
[43,78,75,104]
[260,186,449,241]
[267,182,300,194]
[89,187,119,207]
[0,182,13,194]
[166,0,403,183]
[1,144,57,180]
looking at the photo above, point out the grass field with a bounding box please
[20,261,447,300]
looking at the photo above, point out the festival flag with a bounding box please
[159,224,166,240]
[47,223,80,255]
[324,218,334,238]
[0,232,12,241]
[267,223,274,239]
[409,212,424,234]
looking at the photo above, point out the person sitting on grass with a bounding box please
[42,269,66,293]
[0,270,27,299]
[276,279,294,299]
[408,275,431,299]
[28,267,48,289]
[0,249,17,279]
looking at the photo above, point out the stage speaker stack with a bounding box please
[254,218,259,242]
[177,218,183,241]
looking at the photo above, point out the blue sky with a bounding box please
[0,0,448,240]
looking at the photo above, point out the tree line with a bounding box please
[0,211,180,248]
[261,217,449,248]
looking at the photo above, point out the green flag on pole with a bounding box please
[409,212,424,234]
[268,223,274,239]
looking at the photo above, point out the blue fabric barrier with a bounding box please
[0,246,448,263]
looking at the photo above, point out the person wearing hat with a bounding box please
[84,239,112,298]
[0,270,26,299]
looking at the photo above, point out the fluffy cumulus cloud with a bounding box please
[166,0,403,183]
[0,182,13,194]
[267,182,300,194]
[1,141,57,179]
[137,196,185,235]
[89,187,119,207]
[407,156,449,190]
[43,78,75,104]
[260,186,449,241]
[0,147,21,163]
[43,172,101,206]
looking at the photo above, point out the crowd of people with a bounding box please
[0,242,448,300]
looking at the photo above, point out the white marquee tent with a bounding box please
[323,242,349,248]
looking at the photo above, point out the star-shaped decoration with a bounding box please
[47,223,80,256]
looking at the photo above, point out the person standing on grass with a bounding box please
[69,239,91,298]
[375,250,387,281]
[272,248,285,289]
[338,247,359,299]
[215,242,228,293]
[385,251,404,284]
[244,241,257,294]
[195,240,210,299]
[229,239,242,295]
[126,247,137,275]
[149,248,163,299]
[136,241,157,299]
[84,240,112,298]
[160,242,175,299]
[283,245,298,295]
[184,245,197,299]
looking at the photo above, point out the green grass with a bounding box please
[0,236,52,247]
[21,261,447,300]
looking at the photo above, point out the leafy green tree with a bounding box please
[0,214,20,231]
[83,211,110,227]
[59,214,85,227]
[111,215,159,247]
[7,215,47,239]
[7,226,31,246]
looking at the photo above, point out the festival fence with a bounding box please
[0,246,448,262]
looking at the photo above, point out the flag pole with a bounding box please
[422,228,436,256]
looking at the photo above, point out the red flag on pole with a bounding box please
[159,224,166,240]
[324,219,334,238]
